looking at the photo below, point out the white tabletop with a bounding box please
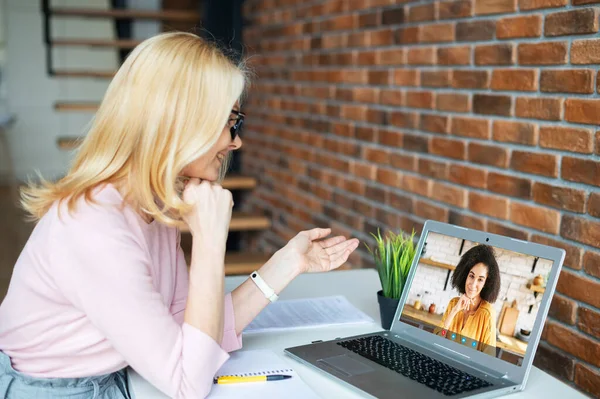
[128,269,586,399]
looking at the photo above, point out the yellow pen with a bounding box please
[213,374,292,384]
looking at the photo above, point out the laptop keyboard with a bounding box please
[337,335,493,396]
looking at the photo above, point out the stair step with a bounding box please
[50,8,200,22]
[54,102,98,112]
[53,70,116,79]
[52,39,142,49]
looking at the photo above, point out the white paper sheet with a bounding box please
[244,295,374,334]
[209,350,320,398]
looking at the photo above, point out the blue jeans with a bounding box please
[0,351,130,398]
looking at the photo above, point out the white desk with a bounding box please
[129,269,586,399]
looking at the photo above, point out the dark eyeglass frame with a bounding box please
[229,110,245,141]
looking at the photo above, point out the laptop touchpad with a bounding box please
[317,355,374,377]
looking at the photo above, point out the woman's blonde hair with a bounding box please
[21,32,248,226]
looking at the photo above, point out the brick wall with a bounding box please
[240,0,600,396]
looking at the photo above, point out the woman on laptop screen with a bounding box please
[434,245,501,356]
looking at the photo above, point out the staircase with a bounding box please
[42,1,270,275]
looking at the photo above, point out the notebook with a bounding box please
[208,349,320,398]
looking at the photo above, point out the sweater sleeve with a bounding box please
[50,206,228,399]
[171,245,242,352]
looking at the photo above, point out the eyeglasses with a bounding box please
[229,110,245,141]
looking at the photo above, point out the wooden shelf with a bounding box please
[54,102,99,112]
[53,70,116,79]
[180,212,270,233]
[52,39,142,49]
[420,258,456,271]
[50,8,200,22]
[526,283,545,293]
[221,176,257,190]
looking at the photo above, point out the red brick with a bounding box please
[438,1,472,19]
[475,0,517,14]
[403,175,431,197]
[355,126,376,141]
[597,131,600,154]
[473,94,512,116]
[417,158,448,179]
[510,151,558,177]
[382,7,405,25]
[420,23,455,43]
[487,220,529,240]
[565,99,600,125]
[510,202,560,234]
[378,49,406,66]
[404,134,429,153]
[589,193,600,218]
[390,153,416,171]
[475,44,515,65]
[438,46,471,65]
[368,70,390,85]
[352,87,379,103]
[363,147,390,165]
[429,137,465,160]
[557,269,600,309]
[545,8,599,36]
[520,0,567,9]
[539,126,593,154]
[584,251,600,283]
[456,20,496,41]
[396,27,420,44]
[515,97,562,121]
[573,0,600,4]
[355,50,377,64]
[562,156,600,187]
[420,114,449,134]
[437,93,470,112]
[406,91,434,109]
[351,161,376,180]
[496,15,542,39]
[369,29,394,46]
[414,200,449,222]
[378,130,403,147]
[540,69,594,94]
[376,168,401,187]
[449,211,486,230]
[393,69,419,86]
[579,306,600,339]
[575,363,600,399]
[547,321,600,367]
[533,182,586,212]
[389,111,418,129]
[452,70,489,89]
[322,14,357,31]
[532,235,583,270]
[549,294,578,325]
[533,344,575,382]
[468,143,509,168]
[390,192,413,213]
[469,192,509,219]
[488,172,532,199]
[431,182,467,208]
[493,120,538,145]
[571,39,600,64]
[407,47,435,65]
[408,3,435,22]
[518,42,568,65]
[451,117,490,139]
[421,70,451,87]
[491,69,537,91]
[449,165,487,189]
[380,89,404,106]
[561,215,600,248]
[358,11,379,28]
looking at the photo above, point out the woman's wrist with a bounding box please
[257,250,302,295]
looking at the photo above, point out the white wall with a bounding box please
[3,0,118,181]
[407,232,553,334]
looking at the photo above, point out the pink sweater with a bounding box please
[0,185,242,398]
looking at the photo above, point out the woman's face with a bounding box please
[180,105,243,182]
[465,262,488,299]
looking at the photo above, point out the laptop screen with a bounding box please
[399,231,553,367]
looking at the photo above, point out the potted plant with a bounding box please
[365,229,417,330]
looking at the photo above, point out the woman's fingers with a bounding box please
[324,238,359,256]
[328,242,358,270]
[319,235,346,250]
[304,227,332,241]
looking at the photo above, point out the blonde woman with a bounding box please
[0,32,359,399]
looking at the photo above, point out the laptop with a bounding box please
[285,220,564,398]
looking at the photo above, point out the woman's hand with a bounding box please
[276,228,360,274]
[181,178,233,256]
[454,294,474,313]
